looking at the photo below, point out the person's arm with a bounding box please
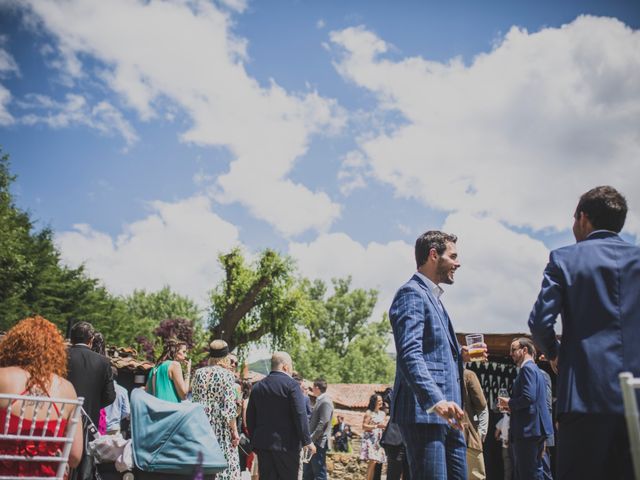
[246,389,256,437]
[466,371,487,415]
[478,406,489,441]
[121,388,131,420]
[100,361,116,408]
[289,381,312,447]
[310,400,332,444]
[362,411,376,432]
[528,253,564,364]
[168,361,189,400]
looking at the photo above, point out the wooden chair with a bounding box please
[0,393,84,480]
[620,372,640,480]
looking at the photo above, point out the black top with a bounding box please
[67,344,115,427]
[246,371,311,452]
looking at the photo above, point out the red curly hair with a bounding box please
[0,316,68,392]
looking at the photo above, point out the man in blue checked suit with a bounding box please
[389,231,485,480]
[498,338,552,480]
[528,186,640,480]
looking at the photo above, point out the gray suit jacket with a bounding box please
[309,393,333,447]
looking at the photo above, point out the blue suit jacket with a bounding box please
[389,274,464,425]
[246,371,311,452]
[528,231,640,415]
[509,361,553,440]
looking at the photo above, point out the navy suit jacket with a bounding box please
[389,274,463,425]
[528,231,640,415]
[246,371,311,452]
[509,361,553,440]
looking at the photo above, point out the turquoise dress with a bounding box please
[146,360,181,403]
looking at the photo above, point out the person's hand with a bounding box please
[461,344,488,362]
[550,357,558,374]
[231,429,240,448]
[433,401,465,430]
[304,442,316,456]
[497,397,510,413]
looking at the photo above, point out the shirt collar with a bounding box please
[415,271,444,299]
[586,229,617,239]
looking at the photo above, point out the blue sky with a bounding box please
[1,0,639,335]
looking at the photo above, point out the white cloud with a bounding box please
[289,216,550,335]
[56,195,241,306]
[442,212,550,333]
[289,232,414,323]
[20,0,345,236]
[0,42,18,125]
[18,93,138,146]
[330,16,640,238]
[316,19,326,29]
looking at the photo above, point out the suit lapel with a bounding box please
[412,274,457,351]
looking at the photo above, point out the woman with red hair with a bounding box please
[0,316,83,476]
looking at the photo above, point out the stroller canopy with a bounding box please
[130,388,228,474]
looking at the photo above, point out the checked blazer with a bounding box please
[389,273,464,425]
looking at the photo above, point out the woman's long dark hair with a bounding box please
[156,338,187,365]
[367,394,381,412]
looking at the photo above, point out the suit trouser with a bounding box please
[255,449,299,480]
[302,443,327,480]
[557,413,632,480]
[384,444,410,480]
[399,423,466,480]
[512,436,545,480]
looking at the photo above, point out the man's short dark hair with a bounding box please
[514,337,536,358]
[70,321,95,345]
[313,378,327,393]
[576,186,627,232]
[415,231,458,268]
[292,372,303,383]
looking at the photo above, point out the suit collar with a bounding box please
[410,274,457,351]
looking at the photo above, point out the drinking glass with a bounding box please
[498,388,509,412]
[465,333,486,361]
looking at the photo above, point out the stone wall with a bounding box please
[326,452,368,480]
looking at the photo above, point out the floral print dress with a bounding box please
[359,409,387,463]
[192,365,240,480]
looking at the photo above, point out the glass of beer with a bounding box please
[465,333,486,362]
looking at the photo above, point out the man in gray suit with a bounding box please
[303,378,333,480]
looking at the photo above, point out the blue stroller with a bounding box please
[96,388,227,479]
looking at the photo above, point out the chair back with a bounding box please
[620,372,640,480]
[0,393,84,480]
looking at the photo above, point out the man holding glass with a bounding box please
[528,186,640,479]
[498,338,552,480]
[389,230,486,480]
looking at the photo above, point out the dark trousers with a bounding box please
[512,436,545,480]
[255,449,300,480]
[302,443,327,480]
[399,423,466,480]
[557,413,632,480]
[384,444,410,480]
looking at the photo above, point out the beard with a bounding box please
[437,258,454,285]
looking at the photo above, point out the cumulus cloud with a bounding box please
[289,216,550,334]
[330,16,640,238]
[0,41,19,125]
[18,93,138,146]
[19,0,345,236]
[56,196,241,306]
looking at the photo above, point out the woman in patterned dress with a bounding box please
[192,340,241,480]
[360,394,387,480]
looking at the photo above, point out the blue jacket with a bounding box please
[509,361,553,440]
[389,274,463,425]
[529,231,640,415]
[246,371,311,452]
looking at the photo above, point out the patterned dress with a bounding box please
[192,365,240,480]
[359,409,387,463]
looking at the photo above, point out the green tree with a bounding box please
[0,148,128,333]
[208,248,306,352]
[290,278,395,384]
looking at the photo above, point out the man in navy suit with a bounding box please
[389,230,485,480]
[498,338,553,480]
[528,186,640,479]
[247,352,315,480]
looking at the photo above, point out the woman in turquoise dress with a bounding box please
[192,340,240,480]
[146,339,190,403]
